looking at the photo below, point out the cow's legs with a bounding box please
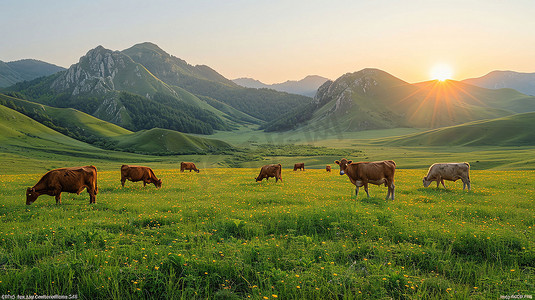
[386,183,391,200]
[364,184,370,198]
[55,192,61,204]
[355,186,359,198]
[88,189,96,204]
[390,183,395,200]
[462,178,471,191]
[121,176,126,187]
[440,179,446,189]
[143,181,147,187]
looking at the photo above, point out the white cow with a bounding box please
[423,163,471,191]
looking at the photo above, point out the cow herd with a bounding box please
[25,160,471,205]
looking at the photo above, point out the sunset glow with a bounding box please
[430,64,454,81]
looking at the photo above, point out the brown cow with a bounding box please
[26,166,98,205]
[423,163,471,190]
[180,162,200,173]
[256,164,283,182]
[335,159,396,200]
[326,165,331,172]
[121,165,162,188]
[293,163,305,171]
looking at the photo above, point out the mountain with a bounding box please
[463,71,535,96]
[233,78,270,89]
[262,68,533,132]
[5,46,230,134]
[122,42,312,122]
[233,75,329,97]
[376,111,535,147]
[0,59,65,88]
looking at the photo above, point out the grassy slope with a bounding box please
[113,128,233,154]
[0,93,132,138]
[0,169,532,299]
[374,112,535,147]
[0,103,234,173]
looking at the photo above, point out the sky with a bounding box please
[1,0,534,84]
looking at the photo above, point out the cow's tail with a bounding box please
[92,166,99,194]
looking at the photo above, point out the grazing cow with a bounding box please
[121,165,162,188]
[26,166,98,205]
[326,165,331,172]
[180,162,200,173]
[293,163,305,171]
[335,159,396,200]
[256,164,283,182]
[423,163,471,191]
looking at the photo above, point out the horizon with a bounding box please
[1,0,534,84]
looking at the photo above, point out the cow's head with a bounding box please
[335,159,353,176]
[26,187,39,205]
[422,176,432,187]
[155,179,162,188]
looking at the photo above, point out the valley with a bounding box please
[1,43,534,300]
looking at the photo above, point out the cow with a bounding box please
[256,164,283,182]
[26,166,98,205]
[180,162,200,173]
[335,159,396,200]
[293,163,305,171]
[423,163,471,191]
[326,165,331,172]
[121,165,162,188]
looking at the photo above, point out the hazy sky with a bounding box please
[1,0,534,84]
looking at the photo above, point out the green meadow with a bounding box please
[0,168,533,299]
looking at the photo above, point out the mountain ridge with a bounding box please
[233,75,329,97]
[262,68,534,132]
[0,59,65,88]
[462,70,535,96]
[122,42,313,122]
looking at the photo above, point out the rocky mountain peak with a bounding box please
[51,46,134,95]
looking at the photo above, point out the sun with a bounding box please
[430,63,453,81]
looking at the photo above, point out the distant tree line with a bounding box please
[118,92,225,134]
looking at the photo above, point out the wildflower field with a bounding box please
[0,168,533,299]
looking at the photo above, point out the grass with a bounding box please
[0,168,533,299]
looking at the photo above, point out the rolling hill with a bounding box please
[0,93,234,155]
[262,68,534,132]
[0,93,132,144]
[113,128,233,155]
[463,70,535,96]
[374,112,535,147]
[0,59,65,88]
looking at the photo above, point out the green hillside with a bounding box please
[0,93,131,145]
[0,59,65,88]
[113,128,233,155]
[0,93,233,156]
[375,112,535,147]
